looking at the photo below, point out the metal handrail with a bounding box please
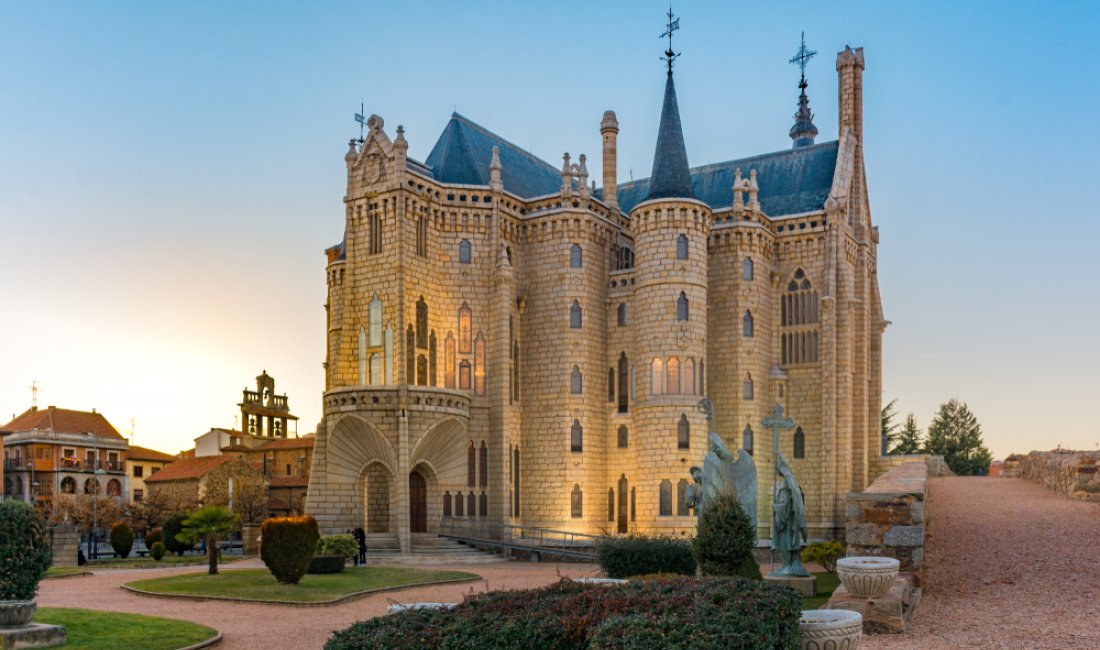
[437,518,609,561]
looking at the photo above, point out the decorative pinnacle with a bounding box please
[660,6,680,76]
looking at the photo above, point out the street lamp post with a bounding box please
[85,432,101,559]
[26,461,35,506]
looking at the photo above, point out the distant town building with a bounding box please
[249,435,314,516]
[143,455,267,512]
[2,406,129,508]
[126,445,177,502]
[240,370,298,440]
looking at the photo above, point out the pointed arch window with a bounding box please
[458,303,472,354]
[607,488,615,522]
[416,214,427,257]
[369,353,382,386]
[428,331,437,386]
[479,492,487,517]
[571,484,583,517]
[607,368,615,402]
[571,365,583,395]
[466,492,475,517]
[617,425,629,448]
[743,310,754,337]
[455,491,464,517]
[676,233,689,259]
[676,292,689,321]
[459,239,472,264]
[443,492,452,517]
[474,333,487,395]
[479,441,488,488]
[618,353,629,413]
[416,297,428,348]
[570,300,583,328]
[743,374,754,401]
[369,212,382,255]
[571,419,583,453]
[631,487,637,521]
[368,295,383,346]
[570,243,583,268]
[781,269,820,365]
[385,325,394,384]
[677,414,690,449]
[743,257,754,280]
[677,479,691,516]
[444,332,456,388]
[459,360,472,390]
[667,357,681,394]
[358,327,368,385]
[467,441,476,487]
[405,325,415,384]
[651,358,664,396]
[617,303,627,327]
[743,424,754,456]
[794,427,805,459]
[513,340,521,402]
[659,480,672,516]
[416,354,428,386]
[684,358,696,395]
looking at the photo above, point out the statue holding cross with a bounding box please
[763,402,810,577]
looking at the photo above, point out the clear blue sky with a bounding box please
[1,1,1097,458]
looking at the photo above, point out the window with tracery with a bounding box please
[444,332,456,388]
[458,303,472,354]
[474,333,486,395]
[781,269,821,365]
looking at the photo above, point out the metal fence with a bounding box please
[437,518,608,561]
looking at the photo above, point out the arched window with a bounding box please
[743,374,754,401]
[416,297,428,348]
[743,424,754,456]
[444,332,456,388]
[677,479,690,516]
[617,303,627,326]
[607,489,615,522]
[618,353,629,413]
[369,295,383,346]
[429,331,438,385]
[416,354,428,386]
[607,368,615,402]
[617,425,629,448]
[467,492,476,517]
[369,353,383,386]
[459,239,472,264]
[571,484,583,517]
[676,233,688,260]
[684,358,696,394]
[358,326,368,385]
[743,310,754,337]
[794,427,805,459]
[659,480,672,516]
[459,360,472,390]
[60,477,76,494]
[667,357,681,394]
[455,492,464,517]
[479,441,488,488]
[743,257,754,281]
[106,479,121,497]
[676,292,689,321]
[570,243,583,268]
[83,478,97,495]
[699,360,705,395]
[571,365,583,394]
[781,269,820,365]
[651,358,664,396]
[474,333,486,395]
[631,487,637,521]
[571,419,583,452]
[678,414,690,449]
[570,300,583,328]
[443,491,452,517]
[405,325,415,383]
[513,447,521,517]
[416,214,427,256]
[479,492,487,517]
[458,303,472,353]
[513,340,521,402]
[467,441,476,487]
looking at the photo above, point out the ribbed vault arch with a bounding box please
[409,416,467,486]
[326,413,399,481]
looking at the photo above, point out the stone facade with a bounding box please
[1013,450,1100,502]
[308,45,900,552]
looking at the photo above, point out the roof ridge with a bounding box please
[449,113,559,175]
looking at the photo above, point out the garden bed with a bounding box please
[32,607,219,650]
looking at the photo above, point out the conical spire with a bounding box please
[645,50,694,200]
[789,78,819,148]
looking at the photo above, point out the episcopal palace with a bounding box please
[305,43,909,553]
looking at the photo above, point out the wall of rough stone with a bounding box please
[845,460,927,576]
[1012,451,1100,502]
[49,524,80,568]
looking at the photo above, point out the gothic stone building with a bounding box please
[307,46,909,553]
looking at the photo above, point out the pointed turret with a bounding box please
[645,74,695,201]
[789,78,819,148]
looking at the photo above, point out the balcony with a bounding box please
[3,458,24,471]
[58,459,124,473]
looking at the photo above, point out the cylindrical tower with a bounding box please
[600,111,619,211]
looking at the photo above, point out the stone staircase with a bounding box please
[365,533,503,565]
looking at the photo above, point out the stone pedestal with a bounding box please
[0,624,67,650]
[827,573,920,634]
[765,574,817,597]
[241,525,262,556]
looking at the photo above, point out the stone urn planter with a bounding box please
[837,556,900,599]
[799,609,862,650]
[0,600,36,626]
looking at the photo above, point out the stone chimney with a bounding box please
[600,111,619,210]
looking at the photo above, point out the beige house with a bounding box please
[125,445,176,503]
[307,43,909,554]
[144,455,267,513]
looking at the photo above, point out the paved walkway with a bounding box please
[865,476,1100,649]
[37,557,599,649]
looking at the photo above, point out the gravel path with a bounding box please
[864,476,1100,649]
[37,558,599,649]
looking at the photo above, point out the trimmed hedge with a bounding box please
[692,491,761,579]
[150,541,166,561]
[318,534,358,559]
[162,514,194,557]
[0,500,53,601]
[110,521,134,559]
[307,555,347,574]
[260,515,319,584]
[595,535,696,579]
[324,576,801,650]
[144,527,162,550]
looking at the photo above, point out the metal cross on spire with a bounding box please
[789,31,817,85]
[660,6,680,76]
[354,101,367,144]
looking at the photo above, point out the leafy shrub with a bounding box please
[307,554,347,574]
[0,500,53,600]
[596,534,696,579]
[317,534,358,559]
[144,527,162,549]
[110,520,134,558]
[801,540,845,573]
[260,515,320,584]
[324,576,801,650]
[692,491,761,579]
[150,541,166,561]
[162,514,194,556]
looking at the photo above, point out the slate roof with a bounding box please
[613,140,839,216]
[646,75,695,201]
[423,113,562,199]
[1,406,125,440]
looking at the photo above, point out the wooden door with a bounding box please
[409,472,427,533]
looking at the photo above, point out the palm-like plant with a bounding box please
[177,505,240,575]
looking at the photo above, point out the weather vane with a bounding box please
[354,100,367,144]
[789,31,817,86]
[660,6,680,76]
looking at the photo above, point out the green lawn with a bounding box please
[124,566,478,603]
[45,566,91,578]
[33,607,217,650]
[802,571,841,610]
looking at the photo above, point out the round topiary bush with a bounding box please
[144,527,162,550]
[150,542,166,561]
[0,500,53,602]
[110,520,134,559]
[162,514,194,557]
[260,515,320,584]
[692,491,762,579]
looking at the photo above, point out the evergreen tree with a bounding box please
[924,399,993,475]
[881,399,900,454]
[891,412,924,455]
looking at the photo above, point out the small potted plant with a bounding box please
[0,500,54,626]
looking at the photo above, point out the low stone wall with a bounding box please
[49,524,81,568]
[845,461,928,576]
[1012,450,1100,502]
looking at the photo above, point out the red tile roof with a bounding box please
[126,445,177,463]
[253,436,315,451]
[269,476,309,488]
[144,455,233,483]
[1,406,124,440]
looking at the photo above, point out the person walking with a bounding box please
[355,527,367,566]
